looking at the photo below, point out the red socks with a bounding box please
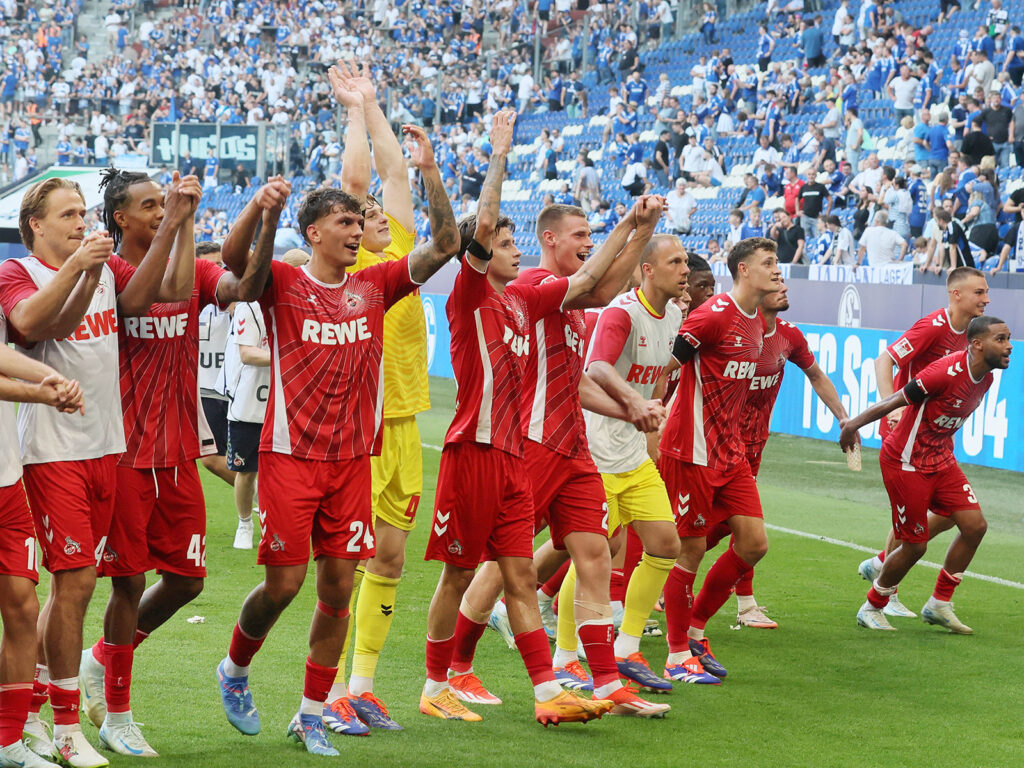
[514,629,556,686]
[577,622,617,689]
[449,611,487,674]
[933,569,962,601]
[664,565,696,653]
[303,658,336,704]
[47,683,80,726]
[103,643,134,714]
[691,547,752,630]
[878,550,886,562]
[609,569,625,604]
[735,569,754,597]
[425,635,456,683]
[539,560,571,598]
[866,586,891,609]
[0,684,32,747]
[622,527,644,587]
[228,623,266,669]
[29,667,47,715]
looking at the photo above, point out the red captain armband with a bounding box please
[316,600,350,619]
[903,379,928,405]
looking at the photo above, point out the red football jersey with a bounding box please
[116,257,226,468]
[514,267,590,460]
[881,350,991,472]
[886,308,968,393]
[259,258,418,460]
[739,316,816,445]
[444,260,569,456]
[660,292,764,471]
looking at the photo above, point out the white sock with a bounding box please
[665,650,693,665]
[687,626,705,641]
[612,631,640,658]
[537,590,552,606]
[870,555,883,571]
[593,680,621,699]
[50,677,76,691]
[926,595,948,606]
[534,680,562,701]
[238,515,252,524]
[737,594,757,612]
[53,723,81,739]
[348,675,372,697]
[223,656,248,678]
[35,664,49,686]
[551,646,577,667]
[422,679,447,698]
[299,697,322,717]
[448,666,473,678]
[105,710,132,726]
[327,682,347,702]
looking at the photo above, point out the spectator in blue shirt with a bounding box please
[927,112,952,176]
[757,25,775,72]
[55,139,71,165]
[800,17,826,69]
[622,71,648,112]
[1005,25,1024,87]
[912,109,932,165]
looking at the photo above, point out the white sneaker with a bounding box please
[233,518,254,550]
[79,648,106,728]
[882,592,916,618]
[611,602,624,630]
[856,601,897,631]
[858,556,882,582]
[0,740,60,768]
[921,598,973,635]
[486,601,516,650]
[736,605,779,629]
[98,717,158,758]
[537,595,557,639]
[22,715,57,759]
[642,618,663,638]
[52,727,109,768]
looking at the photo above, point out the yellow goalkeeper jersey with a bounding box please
[349,213,430,418]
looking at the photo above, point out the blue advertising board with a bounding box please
[772,324,1020,473]
[421,296,1020,474]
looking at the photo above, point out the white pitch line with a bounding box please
[419,443,1024,591]
[765,524,1024,591]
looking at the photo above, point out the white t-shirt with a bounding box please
[890,76,919,110]
[227,302,270,424]
[861,225,905,265]
[198,302,232,399]
[832,227,855,264]
[585,290,682,474]
[667,190,696,229]
[0,311,21,487]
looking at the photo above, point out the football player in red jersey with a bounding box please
[658,237,781,680]
[844,316,1010,634]
[78,170,289,757]
[215,121,463,756]
[704,279,850,630]
[857,266,990,617]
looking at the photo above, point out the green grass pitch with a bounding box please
[51,376,1024,767]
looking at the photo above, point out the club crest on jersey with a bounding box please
[270,533,285,552]
[914,523,925,536]
[892,338,913,359]
[64,537,82,556]
[345,289,366,310]
[694,513,707,528]
[102,547,118,564]
[448,539,463,556]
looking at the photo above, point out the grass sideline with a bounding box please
[47,376,1023,768]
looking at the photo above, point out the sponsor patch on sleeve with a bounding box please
[681,331,701,350]
[892,338,914,359]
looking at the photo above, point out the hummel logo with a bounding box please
[676,492,690,519]
[932,315,946,327]
[946,361,964,377]
[710,298,729,313]
[434,510,450,537]
[258,508,267,527]
[896,505,907,524]
[380,604,393,616]
[238,318,246,331]
[953,398,963,408]
[307,294,318,303]
[639,335,648,347]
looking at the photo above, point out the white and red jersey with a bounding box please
[259,258,419,460]
[115,256,225,468]
[660,292,763,471]
[515,267,590,460]
[0,310,21,487]
[886,308,967,392]
[198,301,232,399]
[739,316,816,445]
[881,350,991,473]
[0,255,131,465]
[444,259,569,456]
[585,288,682,474]
[227,300,270,424]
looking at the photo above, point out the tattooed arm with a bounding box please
[404,124,461,284]
[466,110,516,271]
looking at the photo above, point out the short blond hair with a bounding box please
[19,178,85,250]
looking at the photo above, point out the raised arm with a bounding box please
[221,180,289,278]
[403,124,461,284]
[117,173,203,316]
[329,61,372,206]
[7,232,112,342]
[466,110,516,269]
[217,178,292,302]
[566,195,664,308]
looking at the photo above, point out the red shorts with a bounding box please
[880,458,981,544]
[22,456,117,573]
[660,457,763,538]
[744,439,766,479]
[525,441,608,549]
[0,480,39,583]
[425,443,535,569]
[100,463,207,578]
[257,452,374,566]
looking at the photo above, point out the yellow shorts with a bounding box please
[370,416,423,532]
[601,459,673,536]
